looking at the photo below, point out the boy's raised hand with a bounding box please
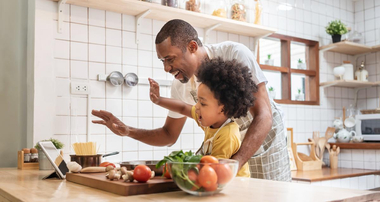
[148,78,160,104]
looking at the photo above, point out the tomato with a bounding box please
[187,169,198,182]
[190,180,202,191]
[163,164,171,179]
[204,182,218,191]
[99,161,115,168]
[198,165,217,188]
[133,165,152,182]
[213,164,233,184]
[200,155,219,164]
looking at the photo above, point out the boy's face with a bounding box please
[195,84,227,128]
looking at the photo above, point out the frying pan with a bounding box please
[70,151,119,168]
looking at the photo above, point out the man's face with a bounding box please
[156,38,197,83]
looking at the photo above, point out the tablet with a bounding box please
[38,141,69,179]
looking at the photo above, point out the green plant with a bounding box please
[267,54,272,60]
[325,20,348,36]
[298,59,303,64]
[268,86,274,92]
[298,89,301,94]
[34,138,64,150]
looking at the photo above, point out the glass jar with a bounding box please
[140,0,153,2]
[162,0,178,8]
[205,0,228,18]
[230,0,247,22]
[30,148,39,162]
[185,0,201,12]
[23,148,31,163]
[253,0,263,25]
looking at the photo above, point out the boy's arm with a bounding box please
[149,78,192,118]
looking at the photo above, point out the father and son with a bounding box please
[92,19,291,181]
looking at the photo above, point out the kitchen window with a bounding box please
[258,34,319,105]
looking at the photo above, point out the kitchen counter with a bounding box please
[1,168,379,202]
[292,168,380,182]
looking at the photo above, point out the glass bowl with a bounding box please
[167,159,239,196]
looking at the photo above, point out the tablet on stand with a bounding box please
[38,141,69,179]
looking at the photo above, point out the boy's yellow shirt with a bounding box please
[191,106,250,177]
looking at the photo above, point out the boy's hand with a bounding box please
[149,78,161,104]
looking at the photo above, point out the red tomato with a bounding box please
[187,169,198,182]
[200,155,219,164]
[214,164,233,184]
[198,165,218,188]
[190,180,202,191]
[99,161,115,168]
[164,164,171,179]
[133,165,152,182]
[204,182,218,191]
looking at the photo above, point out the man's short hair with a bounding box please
[155,19,203,52]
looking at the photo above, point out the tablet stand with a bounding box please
[43,171,63,180]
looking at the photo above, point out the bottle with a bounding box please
[354,63,362,81]
[185,0,201,12]
[360,61,368,82]
[207,0,227,18]
[162,0,178,7]
[23,148,31,163]
[253,0,263,25]
[230,0,247,22]
[30,148,39,162]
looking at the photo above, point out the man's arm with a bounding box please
[92,109,187,146]
[231,82,272,169]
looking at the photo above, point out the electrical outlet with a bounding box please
[71,81,90,95]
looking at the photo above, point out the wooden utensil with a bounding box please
[317,127,335,165]
[312,132,320,158]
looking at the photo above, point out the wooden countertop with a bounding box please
[0,168,379,201]
[292,168,380,182]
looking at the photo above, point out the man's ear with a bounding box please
[188,40,198,53]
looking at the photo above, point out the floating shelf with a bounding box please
[320,80,376,88]
[319,41,373,55]
[329,142,380,150]
[373,45,380,52]
[53,0,276,38]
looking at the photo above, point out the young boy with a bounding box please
[149,58,258,177]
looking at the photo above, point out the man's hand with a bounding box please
[92,110,129,136]
[149,78,161,104]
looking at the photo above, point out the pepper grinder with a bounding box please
[360,61,368,82]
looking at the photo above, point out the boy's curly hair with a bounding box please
[196,58,258,119]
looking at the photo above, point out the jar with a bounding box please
[253,0,263,25]
[230,0,247,22]
[206,0,228,18]
[140,0,152,2]
[162,0,178,8]
[185,0,201,12]
[23,148,31,163]
[30,148,39,162]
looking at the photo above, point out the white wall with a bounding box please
[0,0,29,167]
[31,0,380,170]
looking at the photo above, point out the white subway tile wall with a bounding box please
[33,0,380,173]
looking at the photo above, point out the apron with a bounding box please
[195,118,232,155]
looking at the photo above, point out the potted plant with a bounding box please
[295,89,304,101]
[264,54,274,66]
[35,138,64,170]
[268,86,276,99]
[297,59,306,69]
[325,20,348,43]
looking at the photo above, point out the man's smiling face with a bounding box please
[156,37,198,83]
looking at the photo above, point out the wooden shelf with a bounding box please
[373,45,380,52]
[54,0,276,38]
[319,41,372,55]
[292,168,380,182]
[320,80,376,88]
[329,142,380,149]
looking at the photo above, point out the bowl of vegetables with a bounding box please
[157,151,239,196]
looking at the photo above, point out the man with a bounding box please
[92,19,291,181]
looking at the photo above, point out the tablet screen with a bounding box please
[39,141,69,179]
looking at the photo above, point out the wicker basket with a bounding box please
[360,109,380,114]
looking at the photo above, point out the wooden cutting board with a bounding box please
[66,172,180,196]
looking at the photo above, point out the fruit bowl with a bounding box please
[167,159,239,196]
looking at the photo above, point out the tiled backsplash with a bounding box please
[33,0,380,168]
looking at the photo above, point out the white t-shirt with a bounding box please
[168,41,267,118]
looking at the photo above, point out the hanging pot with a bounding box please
[70,151,119,168]
[332,34,341,43]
